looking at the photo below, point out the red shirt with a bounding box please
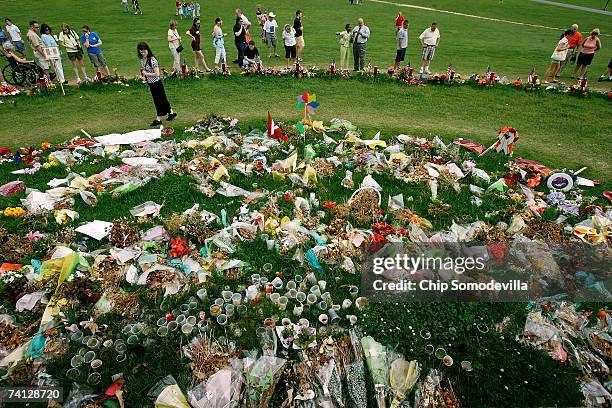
[568,31,582,48]
[395,14,404,28]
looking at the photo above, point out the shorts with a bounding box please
[550,58,562,65]
[265,32,277,47]
[395,48,407,62]
[67,49,84,61]
[422,45,436,61]
[285,44,296,58]
[88,52,107,68]
[576,52,594,66]
[34,51,49,70]
[296,36,304,48]
[191,43,201,52]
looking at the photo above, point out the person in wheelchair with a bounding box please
[2,42,47,86]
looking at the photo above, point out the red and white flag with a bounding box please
[267,111,282,139]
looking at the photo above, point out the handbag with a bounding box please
[176,44,184,53]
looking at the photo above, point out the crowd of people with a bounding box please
[0,18,112,85]
[0,5,611,125]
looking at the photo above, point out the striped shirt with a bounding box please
[141,56,160,83]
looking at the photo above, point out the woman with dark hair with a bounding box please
[186,18,212,73]
[137,42,177,126]
[233,17,247,67]
[40,23,66,84]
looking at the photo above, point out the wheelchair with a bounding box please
[2,60,54,87]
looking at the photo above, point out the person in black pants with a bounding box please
[233,17,247,67]
[137,42,176,126]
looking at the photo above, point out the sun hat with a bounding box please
[268,12,276,18]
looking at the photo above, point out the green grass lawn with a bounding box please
[1,75,611,181]
[1,0,610,80]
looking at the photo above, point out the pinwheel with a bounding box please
[296,91,320,121]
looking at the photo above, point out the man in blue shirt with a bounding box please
[81,25,110,77]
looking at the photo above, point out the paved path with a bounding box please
[529,0,612,16]
[368,0,611,36]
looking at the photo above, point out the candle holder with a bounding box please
[87,372,101,385]
[197,288,208,301]
[296,292,307,303]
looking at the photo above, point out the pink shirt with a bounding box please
[581,37,598,54]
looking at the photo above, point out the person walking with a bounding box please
[263,12,279,58]
[282,23,297,69]
[40,24,66,84]
[572,28,602,79]
[212,17,227,70]
[336,24,352,70]
[394,19,409,70]
[418,22,440,74]
[137,42,176,127]
[26,21,50,80]
[81,25,111,78]
[133,0,142,15]
[167,20,181,75]
[543,29,572,83]
[5,19,25,55]
[351,18,370,71]
[557,23,582,77]
[58,23,89,84]
[294,10,304,60]
[186,18,212,73]
[233,17,248,68]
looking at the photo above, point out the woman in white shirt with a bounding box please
[167,20,181,75]
[282,24,296,68]
[543,29,572,84]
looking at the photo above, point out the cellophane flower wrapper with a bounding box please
[246,355,286,408]
[346,361,368,408]
[389,358,420,408]
[316,359,345,408]
[188,358,244,408]
[361,336,389,386]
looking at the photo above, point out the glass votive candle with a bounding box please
[296,292,307,303]
[294,274,303,284]
[217,314,228,326]
[87,372,101,385]
[197,288,208,301]
[278,296,288,311]
[168,321,179,332]
[237,304,248,316]
[210,305,222,317]
[181,324,194,335]
[157,326,168,337]
[306,294,317,305]
[310,285,321,298]
[91,359,102,369]
[286,281,297,290]
[232,293,242,306]
[251,274,261,284]
[83,351,95,364]
[186,315,197,326]
[270,293,280,304]
[293,305,303,316]
[225,304,235,317]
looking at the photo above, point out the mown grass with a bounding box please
[0,0,610,79]
[1,75,611,181]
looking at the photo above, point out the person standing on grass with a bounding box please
[233,17,248,68]
[175,0,181,16]
[167,20,181,75]
[418,22,440,74]
[598,57,612,81]
[5,19,25,55]
[26,21,50,80]
[195,1,201,17]
[294,10,304,61]
[122,0,129,13]
[178,1,185,19]
[212,17,227,70]
[133,0,142,15]
[572,29,602,79]
[58,23,89,84]
[182,2,190,19]
[557,23,581,77]
[352,18,370,71]
[81,25,111,78]
[336,23,352,70]
[137,42,177,127]
[40,24,66,84]
[542,29,572,83]
[394,19,409,70]
[263,13,279,59]
[282,23,297,69]
[243,40,260,68]
[186,18,212,73]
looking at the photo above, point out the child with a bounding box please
[282,24,296,68]
[263,12,279,58]
[194,1,201,17]
[212,17,227,70]
[178,1,184,18]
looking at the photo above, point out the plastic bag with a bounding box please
[389,358,420,408]
[245,355,286,408]
[148,375,190,408]
[0,180,25,197]
[63,383,99,408]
